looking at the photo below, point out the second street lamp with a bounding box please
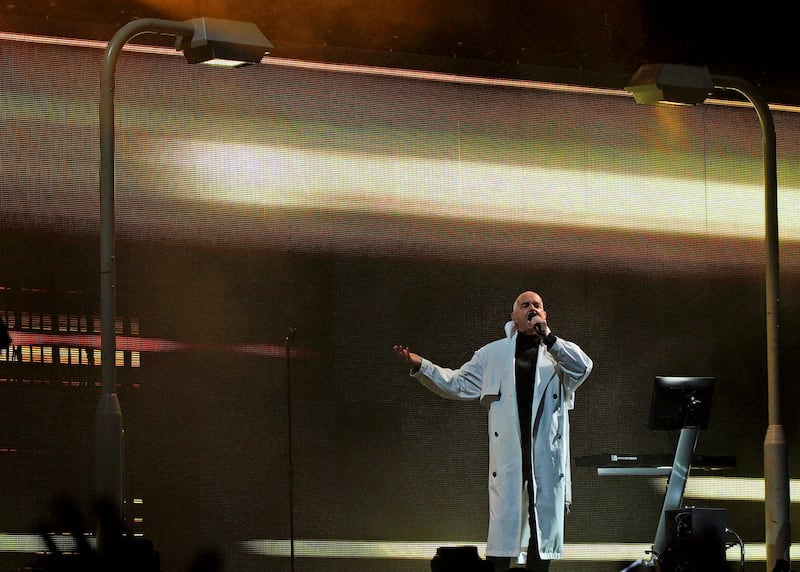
[625,63,789,572]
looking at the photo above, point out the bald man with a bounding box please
[394,291,592,572]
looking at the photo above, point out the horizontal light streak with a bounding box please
[656,476,800,502]
[239,538,797,562]
[239,539,649,560]
[0,533,95,553]
[5,331,314,358]
[166,140,796,241]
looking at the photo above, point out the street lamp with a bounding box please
[96,16,272,521]
[626,63,789,572]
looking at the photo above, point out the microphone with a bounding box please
[526,311,546,336]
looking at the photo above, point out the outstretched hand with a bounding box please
[392,345,421,373]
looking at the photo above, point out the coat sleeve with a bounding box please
[548,337,593,409]
[411,351,484,401]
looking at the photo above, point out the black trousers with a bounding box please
[486,480,551,572]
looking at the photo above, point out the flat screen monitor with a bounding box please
[647,376,715,430]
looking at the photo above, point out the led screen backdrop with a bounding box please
[1,35,799,572]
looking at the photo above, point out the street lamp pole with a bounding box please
[712,75,791,572]
[97,18,195,518]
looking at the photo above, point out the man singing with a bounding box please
[393,291,593,571]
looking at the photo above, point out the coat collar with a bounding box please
[504,320,517,340]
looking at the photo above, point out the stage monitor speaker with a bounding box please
[431,545,493,572]
[662,507,729,572]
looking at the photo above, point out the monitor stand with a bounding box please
[651,425,699,560]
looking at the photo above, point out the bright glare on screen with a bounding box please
[161,140,795,240]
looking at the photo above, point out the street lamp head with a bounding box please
[625,63,715,105]
[178,17,273,66]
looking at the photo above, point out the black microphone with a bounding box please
[534,322,546,336]
[527,311,536,321]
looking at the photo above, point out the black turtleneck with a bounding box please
[515,333,539,483]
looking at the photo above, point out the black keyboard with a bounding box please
[575,453,736,476]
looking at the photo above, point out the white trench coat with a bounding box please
[413,321,593,561]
